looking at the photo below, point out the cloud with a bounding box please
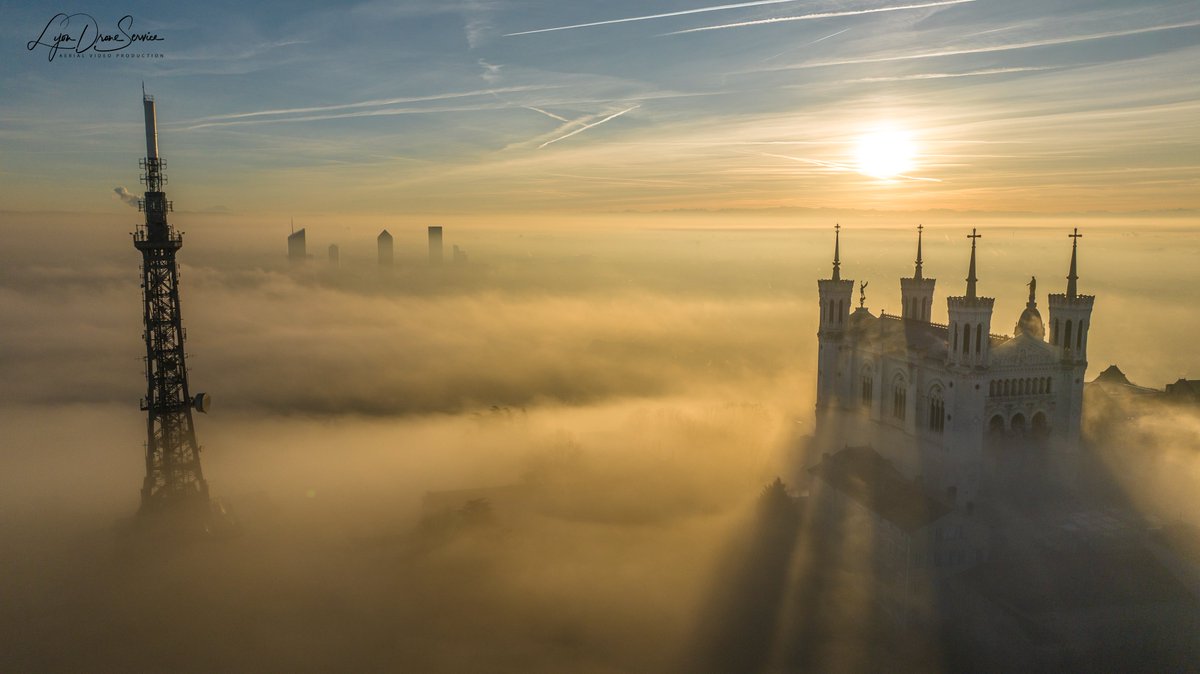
[478,59,503,83]
[112,186,139,209]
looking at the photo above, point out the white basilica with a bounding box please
[813,226,1094,508]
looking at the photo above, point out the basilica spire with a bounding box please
[965,228,981,300]
[914,224,924,280]
[832,223,842,281]
[1066,227,1081,299]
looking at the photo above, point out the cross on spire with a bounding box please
[966,228,981,300]
[832,223,842,281]
[1067,227,1082,299]
[914,224,924,280]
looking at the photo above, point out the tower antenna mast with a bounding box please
[133,87,211,515]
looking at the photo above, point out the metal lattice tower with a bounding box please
[133,89,210,513]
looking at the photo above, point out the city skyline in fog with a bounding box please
[1,0,1198,225]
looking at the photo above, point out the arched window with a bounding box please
[828,299,834,322]
[1011,413,1026,434]
[921,297,928,321]
[929,387,945,433]
[893,377,907,421]
[861,372,873,407]
[1032,411,1048,437]
[976,324,982,354]
[1077,321,1084,349]
[1064,320,1073,350]
[988,415,1004,434]
[963,323,971,354]
[952,323,958,350]
[1002,380,1009,396]
[1052,319,1059,345]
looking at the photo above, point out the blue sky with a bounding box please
[1,0,1198,221]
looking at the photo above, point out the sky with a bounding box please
[2,0,1199,225]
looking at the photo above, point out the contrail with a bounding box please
[186,103,512,130]
[524,105,570,122]
[664,0,975,35]
[763,27,851,61]
[504,0,810,36]
[762,152,852,171]
[539,105,640,149]
[184,85,551,124]
[842,65,1058,82]
[760,19,1200,71]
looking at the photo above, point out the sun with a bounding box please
[854,128,916,180]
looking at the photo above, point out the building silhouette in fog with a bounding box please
[428,225,443,264]
[288,228,307,263]
[453,245,468,264]
[813,226,1093,508]
[328,243,339,266]
[378,229,393,266]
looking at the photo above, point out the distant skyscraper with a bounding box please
[428,225,443,264]
[453,244,468,264]
[378,229,394,266]
[328,243,339,266]
[288,228,306,263]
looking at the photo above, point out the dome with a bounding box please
[1014,305,1045,339]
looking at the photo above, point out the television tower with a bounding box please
[133,88,211,514]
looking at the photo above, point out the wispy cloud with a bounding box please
[504,0,810,36]
[539,105,640,149]
[462,0,494,48]
[478,59,504,83]
[759,20,1200,71]
[762,152,942,182]
[665,0,975,35]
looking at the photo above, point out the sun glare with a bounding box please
[854,128,916,180]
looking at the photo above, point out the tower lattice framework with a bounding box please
[133,91,209,512]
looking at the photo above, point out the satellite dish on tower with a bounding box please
[193,392,211,414]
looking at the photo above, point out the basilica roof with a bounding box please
[990,332,1057,368]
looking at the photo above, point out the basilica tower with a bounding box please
[900,225,936,322]
[946,229,994,369]
[1047,228,1093,466]
[816,225,854,411]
